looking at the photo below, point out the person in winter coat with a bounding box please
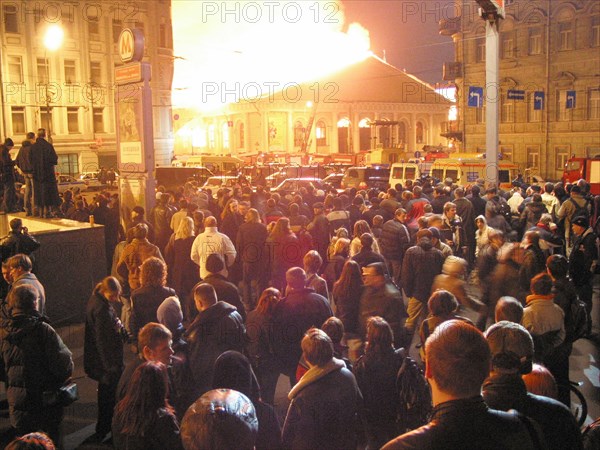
[130,257,177,340]
[6,254,45,315]
[202,253,246,320]
[519,231,547,291]
[112,361,183,450]
[184,283,245,397]
[520,193,547,236]
[488,243,529,308]
[84,277,128,444]
[475,215,496,257]
[379,208,411,287]
[237,208,269,310]
[190,216,237,281]
[264,217,302,293]
[0,218,40,262]
[272,268,333,385]
[212,351,282,450]
[0,284,73,445]
[282,328,363,450]
[354,316,406,450]
[149,193,175,255]
[30,129,60,218]
[483,321,583,450]
[117,223,164,292]
[0,138,17,213]
[401,229,444,349]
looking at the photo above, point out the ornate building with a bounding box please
[440,0,600,180]
[174,56,452,165]
[0,1,174,174]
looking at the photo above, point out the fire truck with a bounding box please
[562,155,600,195]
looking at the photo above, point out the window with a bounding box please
[416,122,424,144]
[61,10,74,36]
[3,4,18,33]
[476,37,486,62]
[315,120,327,146]
[501,97,515,123]
[558,21,573,51]
[57,154,79,177]
[500,146,513,162]
[555,148,569,171]
[8,56,23,83]
[64,60,76,85]
[93,108,104,133]
[222,123,230,149]
[67,107,79,133]
[90,62,102,84]
[526,147,539,169]
[589,88,600,120]
[476,105,486,124]
[529,27,542,55]
[40,107,53,131]
[528,92,541,123]
[37,58,49,84]
[501,32,514,58]
[592,16,600,47]
[112,19,122,43]
[11,107,26,134]
[294,121,305,147]
[88,13,100,36]
[398,122,407,144]
[556,90,572,121]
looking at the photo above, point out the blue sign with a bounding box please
[507,90,525,101]
[468,86,484,108]
[533,91,545,110]
[566,90,576,109]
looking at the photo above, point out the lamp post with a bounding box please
[42,25,64,143]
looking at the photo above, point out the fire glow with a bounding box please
[171,0,372,111]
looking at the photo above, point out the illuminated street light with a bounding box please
[42,25,64,142]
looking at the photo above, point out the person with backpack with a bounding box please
[557,185,591,255]
[568,215,598,337]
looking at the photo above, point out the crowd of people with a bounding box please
[0,170,599,449]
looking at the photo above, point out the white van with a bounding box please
[389,162,421,188]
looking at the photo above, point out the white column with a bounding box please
[485,18,500,186]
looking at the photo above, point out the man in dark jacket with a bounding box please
[0,284,73,444]
[202,253,246,320]
[30,129,60,218]
[184,283,245,397]
[0,138,17,213]
[351,233,386,269]
[483,321,583,450]
[272,267,333,385]
[149,193,175,254]
[15,134,35,216]
[380,208,411,287]
[282,328,363,450]
[0,218,40,262]
[401,229,444,349]
[236,208,268,310]
[382,320,543,450]
[359,262,407,347]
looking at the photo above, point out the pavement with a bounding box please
[0,278,598,449]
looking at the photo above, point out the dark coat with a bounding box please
[149,203,175,252]
[184,301,245,396]
[359,282,407,343]
[332,284,363,335]
[401,238,444,302]
[519,244,546,290]
[202,273,246,320]
[0,230,40,261]
[130,285,178,338]
[351,248,386,269]
[380,218,411,263]
[265,232,302,291]
[306,214,330,260]
[0,312,73,432]
[165,236,199,299]
[112,407,183,450]
[482,373,582,450]
[30,138,60,208]
[236,221,269,278]
[282,362,363,450]
[84,292,125,383]
[272,288,333,373]
[382,396,541,450]
[569,228,598,286]
[521,201,547,232]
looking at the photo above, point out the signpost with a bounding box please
[534,91,545,110]
[566,90,576,109]
[507,90,525,101]
[114,28,156,229]
[468,86,484,107]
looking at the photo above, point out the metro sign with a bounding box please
[118,28,145,63]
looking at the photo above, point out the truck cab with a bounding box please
[562,156,600,195]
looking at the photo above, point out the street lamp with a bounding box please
[42,25,64,142]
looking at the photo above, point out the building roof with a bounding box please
[265,55,451,105]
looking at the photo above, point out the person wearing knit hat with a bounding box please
[157,296,185,347]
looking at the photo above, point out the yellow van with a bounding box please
[430,158,518,190]
[389,162,422,187]
[182,155,243,175]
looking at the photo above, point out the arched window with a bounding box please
[398,122,407,144]
[358,118,372,151]
[416,121,424,144]
[315,120,327,146]
[337,118,351,154]
[222,122,230,149]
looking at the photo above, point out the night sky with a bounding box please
[342,0,455,83]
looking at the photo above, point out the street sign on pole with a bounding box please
[468,86,484,107]
[507,90,525,101]
[534,92,545,110]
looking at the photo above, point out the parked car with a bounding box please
[341,166,391,191]
[322,172,344,190]
[202,176,239,194]
[79,172,104,190]
[271,178,327,196]
[154,166,213,192]
[57,175,88,194]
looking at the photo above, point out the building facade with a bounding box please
[0,0,174,175]
[440,0,600,180]
[174,56,452,165]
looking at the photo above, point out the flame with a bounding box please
[172,1,371,111]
